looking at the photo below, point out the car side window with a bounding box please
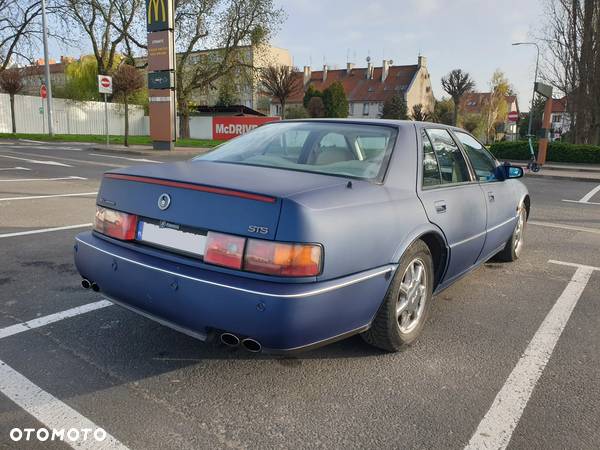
[421,130,442,187]
[426,129,471,184]
[455,132,498,182]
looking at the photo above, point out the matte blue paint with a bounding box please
[75,120,529,352]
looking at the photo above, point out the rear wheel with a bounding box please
[495,204,527,262]
[361,240,434,352]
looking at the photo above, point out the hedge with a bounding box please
[489,140,600,164]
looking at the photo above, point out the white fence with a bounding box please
[0,93,148,135]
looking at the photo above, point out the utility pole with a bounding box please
[41,0,54,136]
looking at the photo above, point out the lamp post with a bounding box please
[512,42,540,138]
[41,0,54,136]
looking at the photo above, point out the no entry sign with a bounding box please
[98,75,113,94]
[507,111,519,122]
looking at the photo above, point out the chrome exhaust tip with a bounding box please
[241,338,262,353]
[81,279,91,290]
[220,333,240,347]
[91,282,100,292]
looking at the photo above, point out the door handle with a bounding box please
[434,201,447,214]
[487,191,495,202]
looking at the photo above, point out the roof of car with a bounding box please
[279,118,465,133]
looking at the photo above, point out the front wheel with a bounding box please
[495,204,527,262]
[361,240,434,352]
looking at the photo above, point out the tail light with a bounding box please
[94,206,138,241]
[204,232,245,270]
[244,239,322,277]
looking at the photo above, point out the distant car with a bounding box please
[74,120,529,353]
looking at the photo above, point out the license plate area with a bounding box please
[136,219,207,258]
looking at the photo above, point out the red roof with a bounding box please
[551,97,568,113]
[460,92,518,114]
[286,65,420,103]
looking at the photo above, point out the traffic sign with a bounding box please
[40,84,47,99]
[507,111,519,122]
[98,75,113,94]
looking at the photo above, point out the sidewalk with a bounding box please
[509,160,600,182]
[90,144,212,157]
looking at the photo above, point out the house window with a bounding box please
[551,114,562,123]
[349,103,354,115]
[363,103,369,115]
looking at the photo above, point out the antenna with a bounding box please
[346,48,350,63]
[366,56,371,63]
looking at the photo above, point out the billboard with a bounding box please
[213,116,280,140]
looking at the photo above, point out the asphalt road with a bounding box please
[0,139,599,450]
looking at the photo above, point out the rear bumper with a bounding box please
[74,232,395,352]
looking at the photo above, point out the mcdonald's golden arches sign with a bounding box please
[146,0,173,32]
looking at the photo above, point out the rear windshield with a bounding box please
[195,121,398,182]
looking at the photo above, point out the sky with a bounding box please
[48,0,545,111]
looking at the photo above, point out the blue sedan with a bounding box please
[74,120,529,353]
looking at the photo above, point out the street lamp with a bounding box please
[512,42,540,139]
[41,0,54,136]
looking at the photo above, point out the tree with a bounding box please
[381,94,407,119]
[59,0,144,75]
[322,81,348,118]
[112,64,144,147]
[461,114,483,135]
[55,55,107,101]
[441,69,475,125]
[307,96,325,118]
[519,94,546,138]
[303,84,322,108]
[260,65,300,119]
[411,103,431,122]
[173,0,283,138]
[433,98,454,125]
[215,77,239,107]
[481,70,511,142]
[0,68,24,133]
[285,105,309,119]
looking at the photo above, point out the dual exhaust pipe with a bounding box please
[81,279,99,292]
[220,332,262,353]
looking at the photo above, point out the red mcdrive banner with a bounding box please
[213,116,280,140]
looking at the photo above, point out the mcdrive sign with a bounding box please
[213,117,280,140]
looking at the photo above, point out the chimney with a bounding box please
[381,60,390,82]
[346,62,354,75]
[303,66,311,87]
[418,55,427,67]
[323,64,328,82]
[366,61,374,80]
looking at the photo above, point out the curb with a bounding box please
[509,160,600,174]
[525,172,600,182]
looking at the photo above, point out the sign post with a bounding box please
[534,82,553,166]
[146,0,176,150]
[98,75,113,147]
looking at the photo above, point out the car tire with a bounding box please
[495,204,527,262]
[361,240,434,352]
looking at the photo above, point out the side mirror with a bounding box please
[503,165,524,179]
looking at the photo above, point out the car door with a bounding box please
[453,131,518,261]
[417,128,487,283]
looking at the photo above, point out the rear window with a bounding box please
[195,122,398,182]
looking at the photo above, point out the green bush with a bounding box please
[490,140,600,164]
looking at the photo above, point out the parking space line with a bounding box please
[562,183,600,205]
[549,259,600,271]
[0,223,91,239]
[90,153,161,164]
[0,176,87,182]
[529,220,600,234]
[0,359,129,449]
[0,300,112,340]
[0,154,72,167]
[0,167,31,171]
[0,192,97,202]
[465,261,597,450]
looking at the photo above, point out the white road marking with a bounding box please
[0,166,30,171]
[0,176,87,182]
[0,359,129,449]
[0,192,97,202]
[549,259,600,271]
[562,199,600,206]
[465,261,597,450]
[562,183,600,205]
[0,223,91,239]
[18,139,44,144]
[90,153,161,163]
[529,220,600,235]
[0,154,72,167]
[0,300,112,340]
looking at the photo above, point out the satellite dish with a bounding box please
[389,59,393,65]
[366,56,371,63]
